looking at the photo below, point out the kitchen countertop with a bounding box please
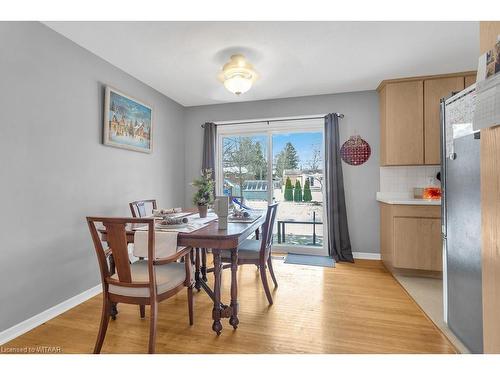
[376,192,441,206]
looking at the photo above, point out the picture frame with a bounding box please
[103,86,153,153]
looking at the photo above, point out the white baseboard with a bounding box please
[0,284,102,345]
[353,252,381,260]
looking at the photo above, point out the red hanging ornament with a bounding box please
[340,135,371,166]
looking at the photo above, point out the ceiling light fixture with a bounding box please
[218,54,258,95]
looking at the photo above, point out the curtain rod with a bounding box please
[201,113,344,128]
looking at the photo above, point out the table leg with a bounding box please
[282,223,286,243]
[108,253,118,320]
[211,249,223,335]
[201,248,208,281]
[278,222,281,243]
[313,222,316,245]
[194,248,201,291]
[229,249,239,329]
[255,228,260,241]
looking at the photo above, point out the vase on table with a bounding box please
[198,204,208,218]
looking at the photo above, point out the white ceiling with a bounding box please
[44,21,479,107]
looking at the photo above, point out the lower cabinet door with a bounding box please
[393,217,442,271]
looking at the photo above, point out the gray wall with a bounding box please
[184,91,380,255]
[0,22,185,331]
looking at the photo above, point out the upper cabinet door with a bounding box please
[424,77,464,165]
[381,80,424,165]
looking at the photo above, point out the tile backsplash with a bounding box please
[380,166,441,195]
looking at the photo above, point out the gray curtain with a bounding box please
[324,113,353,262]
[202,122,217,173]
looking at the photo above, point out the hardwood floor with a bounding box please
[4,258,456,354]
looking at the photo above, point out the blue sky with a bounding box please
[272,132,323,166]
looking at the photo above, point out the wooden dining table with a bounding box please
[99,210,265,335]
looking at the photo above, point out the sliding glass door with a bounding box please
[217,119,327,255]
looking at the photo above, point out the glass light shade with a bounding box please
[223,75,253,95]
[219,54,258,95]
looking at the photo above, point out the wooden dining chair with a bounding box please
[86,217,194,354]
[220,203,279,305]
[129,199,157,218]
[129,199,159,317]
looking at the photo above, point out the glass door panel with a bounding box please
[221,134,269,210]
[272,132,325,252]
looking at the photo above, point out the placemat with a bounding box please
[135,213,217,233]
[227,215,260,223]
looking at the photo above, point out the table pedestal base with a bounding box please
[197,248,239,335]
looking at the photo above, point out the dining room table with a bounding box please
[98,208,265,335]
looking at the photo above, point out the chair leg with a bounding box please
[148,301,158,354]
[201,248,208,281]
[187,286,194,325]
[194,248,201,291]
[94,295,110,354]
[267,257,278,288]
[259,263,273,305]
[139,305,145,319]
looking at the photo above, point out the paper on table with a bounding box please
[187,212,218,223]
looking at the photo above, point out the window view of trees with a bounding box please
[222,136,267,200]
[274,142,300,178]
[284,177,294,201]
[222,135,323,202]
[303,179,312,202]
[303,145,323,190]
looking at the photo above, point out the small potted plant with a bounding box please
[192,169,215,218]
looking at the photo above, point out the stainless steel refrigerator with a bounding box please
[440,84,483,353]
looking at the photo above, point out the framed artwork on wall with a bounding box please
[103,86,153,153]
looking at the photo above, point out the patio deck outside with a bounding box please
[228,185,324,247]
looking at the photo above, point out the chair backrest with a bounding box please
[129,199,157,218]
[86,217,156,290]
[259,203,279,259]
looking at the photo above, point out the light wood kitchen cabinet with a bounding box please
[465,74,476,88]
[424,77,465,165]
[393,216,442,271]
[379,203,442,273]
[378,71,476,166]
[379,80,424,165]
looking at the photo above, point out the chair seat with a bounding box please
[109,260,187,298]
[221,239,263,260]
